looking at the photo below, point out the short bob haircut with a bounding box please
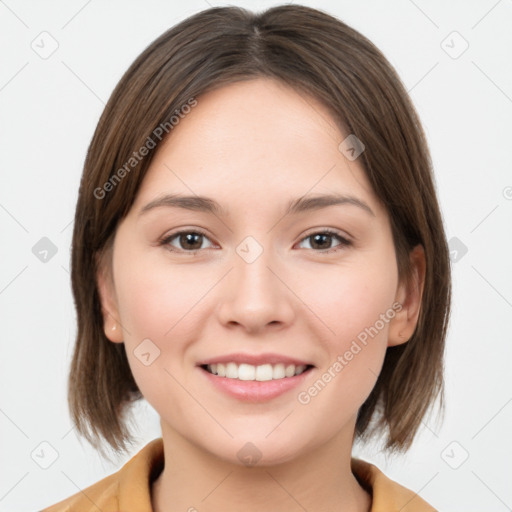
[68,4,451,457]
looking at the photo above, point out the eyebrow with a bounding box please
[138,193,375,218]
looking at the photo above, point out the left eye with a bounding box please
[297,231,351,252]
[160,230,351,254]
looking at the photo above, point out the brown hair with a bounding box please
[69,4,451,458]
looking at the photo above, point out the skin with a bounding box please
[97,77,425,512]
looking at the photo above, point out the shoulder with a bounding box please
[351,458,438,511]
[39,438,164,512]
[39,472,120,512]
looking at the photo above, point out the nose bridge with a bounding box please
[218,234,294,330]
[234,233,279,302]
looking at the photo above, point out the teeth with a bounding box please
[205,362,309,380]
[272,363,285,379]
[226,362,238,379]
[285,364,295,377]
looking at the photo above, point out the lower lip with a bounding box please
[199,366,313,402]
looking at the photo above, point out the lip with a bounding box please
[197,362,315,403]
[196,352,313,367]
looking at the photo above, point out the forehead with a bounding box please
[130,77,382,218]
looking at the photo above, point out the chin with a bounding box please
[201,431,313,468]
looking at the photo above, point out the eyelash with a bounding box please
[158,228,352,255]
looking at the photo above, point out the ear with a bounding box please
[95,250,124,343]
[388,244,426,347]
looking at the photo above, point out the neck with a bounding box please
[151,421,371,512]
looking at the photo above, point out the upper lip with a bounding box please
[197,352,314,367]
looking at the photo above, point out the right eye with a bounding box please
[159,229,216,254]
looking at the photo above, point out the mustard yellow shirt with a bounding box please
[40,438,436,511]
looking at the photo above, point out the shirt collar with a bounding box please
[116,438,436,512]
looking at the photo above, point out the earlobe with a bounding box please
[388,244,426,347]
[95,251,124,344]
[107,321,123,343]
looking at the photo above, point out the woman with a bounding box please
[41,4,451,511]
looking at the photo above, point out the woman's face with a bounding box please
[98,77,419,466]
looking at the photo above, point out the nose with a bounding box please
[216,241,295,334]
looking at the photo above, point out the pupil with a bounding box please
[182,233,202,250]
[312,234,330,249]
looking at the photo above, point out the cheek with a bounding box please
[295,257,398,407]
[112,255,208,389]
[115,254,207,339]
[300,257,398,346]
[113,259,202,415]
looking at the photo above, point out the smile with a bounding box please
[198,354,315,401]
[203,362,312,381]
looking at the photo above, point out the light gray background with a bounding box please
[1,0,511,510]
